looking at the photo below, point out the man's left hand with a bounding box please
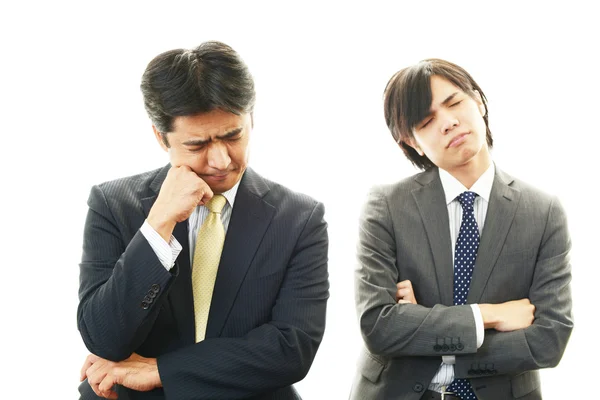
[80,353,162,398]
[396,280,418,304]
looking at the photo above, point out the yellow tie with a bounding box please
[192,194,227,342]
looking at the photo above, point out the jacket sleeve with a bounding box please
[454,196,573,377]
[77,184,175,361]
[157,201,329,399]
[355,188,478,358]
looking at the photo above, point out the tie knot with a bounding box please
[205,194,227,213]
[457,191,477,210]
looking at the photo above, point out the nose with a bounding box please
[441,112,459,135]
[207,142,231,171]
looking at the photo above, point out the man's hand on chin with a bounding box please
[80,353,162,398]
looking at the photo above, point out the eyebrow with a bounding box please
[421,91,461,120]
[182,128,243,146]
[440,92,459,106]
[416,91,461,129]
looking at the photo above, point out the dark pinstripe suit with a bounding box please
[77,165,329,399]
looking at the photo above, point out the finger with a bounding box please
[89,371,107,397]
[80,363,90,382]
[198,189,214,206]
[396,280,413,289]
[398,299,412,304]
[85,362,103,384]
[397,288,413,298]
[99,374,119,399]
[80,354,99,381]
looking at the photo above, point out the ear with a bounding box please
[473,90,487,117]
[152,126,170,152]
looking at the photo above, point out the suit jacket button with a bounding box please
[151,284,160,293]
[441,344,449,352]
[143,295,153,303]
[434,345,441,352]
[141,301,149,310]
[148,290,156,298]
[412,383,424,392]
[456,343,464,351]
[449,344,456,351]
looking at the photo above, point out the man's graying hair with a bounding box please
[140,41,255,147]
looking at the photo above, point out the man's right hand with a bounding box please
[479,298,536,332]
[147,165,213,241]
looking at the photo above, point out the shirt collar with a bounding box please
[439,163,495,205]
[218,178,241,209]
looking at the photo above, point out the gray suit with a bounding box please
[351,166,573,400]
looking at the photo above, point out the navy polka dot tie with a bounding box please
[447,191,479,400]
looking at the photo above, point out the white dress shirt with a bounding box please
[139,180,241,271]
[427,163,495,392]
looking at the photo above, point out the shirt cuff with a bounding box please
[471,304,485,348]
[442,355,455,365]
[140,220,182,271]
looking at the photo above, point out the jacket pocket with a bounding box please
[357,349,386,383]
[511,370,541,398]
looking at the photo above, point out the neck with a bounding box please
[446,149,492,189]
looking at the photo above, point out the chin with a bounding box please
[211,176,241,194]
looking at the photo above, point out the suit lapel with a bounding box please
[467,168,520,303]
[412,168,454,306]
[205,168,275,338]
[141,164,196,345]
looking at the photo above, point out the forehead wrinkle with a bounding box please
[181,127,243,146]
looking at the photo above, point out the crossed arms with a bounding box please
[77,181,329,398]
[355,189,573,377]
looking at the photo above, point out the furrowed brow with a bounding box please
[441,92,459,106]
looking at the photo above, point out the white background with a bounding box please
[2,1,597,398]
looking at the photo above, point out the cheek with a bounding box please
[230,142,250,166]
[169,149,206,170]
[417,135,440,156]
[466,106,487,133]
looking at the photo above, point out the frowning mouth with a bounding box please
[447,132,470,148]
[206,173,229,180]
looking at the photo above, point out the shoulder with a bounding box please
[267,180,319,210]
[95,167,164,196]
[368,168,434,200]
[244,169,324,224]
[87,166,166,210]
[246,168,321,208]
[496,167,567,221]
[497,167,556,207]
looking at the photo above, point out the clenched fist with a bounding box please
[480,298,536,332]
[147,165,213,241]
[396,280,418,304]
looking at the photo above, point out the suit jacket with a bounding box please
[351,166,573,400]
[77,166,329,400]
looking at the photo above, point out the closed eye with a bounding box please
[421,118,433,128]
[450,100,462,107]
[188,145,206,152]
